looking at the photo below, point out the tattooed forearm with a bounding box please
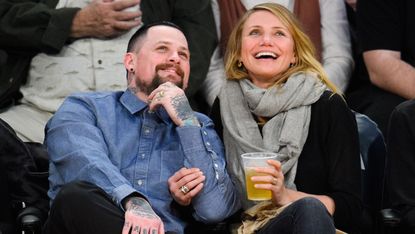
[171,94,200,126]
[126,197,158,219]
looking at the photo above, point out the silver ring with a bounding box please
[158,90,165,98]
[180,185,189,194]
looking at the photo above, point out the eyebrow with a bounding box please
[155,41,189,53]
[248,25,287,30]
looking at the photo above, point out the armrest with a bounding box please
[17,206,43,233]
[380,208,402,227]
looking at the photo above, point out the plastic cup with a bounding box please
[241,152,278,201]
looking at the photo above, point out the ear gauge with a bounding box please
[129,68,134,73]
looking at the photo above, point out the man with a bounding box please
[386,99,415,233]
[0,0,217,142]
[346,0,414,137]
[43,21,240,234]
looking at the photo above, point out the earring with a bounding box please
[237,61,243,68]
[129,68,134,73]
[289,63,294,68]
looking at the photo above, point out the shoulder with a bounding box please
[314,90,347,107]
[62,91,122,109]
[68,91,120,101]
[311,90,354,121]
[395,99,415,113]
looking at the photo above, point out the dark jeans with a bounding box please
[257,197,336,234]
[43,181,125,234]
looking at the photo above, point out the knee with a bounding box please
[53,180,96,209]
[292,197,329,217]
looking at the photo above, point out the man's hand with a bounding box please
[71,0,142,39]
[168,167,205,206]
[122,197,164,234]
[148,82,200,127]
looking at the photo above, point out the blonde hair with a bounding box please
[224,3,340,94]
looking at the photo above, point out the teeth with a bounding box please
[255,52,277,58]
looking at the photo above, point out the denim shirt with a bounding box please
[45,90,240,233]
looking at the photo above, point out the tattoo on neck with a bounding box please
[128,86,139,94]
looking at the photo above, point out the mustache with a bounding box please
[155,63,185,78]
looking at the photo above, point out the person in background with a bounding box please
[202,0,353,107]
[346,0,414,137]
[205,3,362,233]
[385,99,415,234]
[0,0,217,142]
[43,21,240,234]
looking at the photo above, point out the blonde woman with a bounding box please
[209,3,361,233]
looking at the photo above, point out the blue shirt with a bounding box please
[45,90,240,233]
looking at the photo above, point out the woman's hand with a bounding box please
[251,160,291,206]
[168,167,205,206]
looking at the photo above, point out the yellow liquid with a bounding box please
[245,168,272,201]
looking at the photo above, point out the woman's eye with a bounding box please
[275,31,285,37]
[249,30,260,36]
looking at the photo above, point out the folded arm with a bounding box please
[364,49,415,99]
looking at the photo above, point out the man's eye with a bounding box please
[179,52,189,60]
[157,46,168,52]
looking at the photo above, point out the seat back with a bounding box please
[355,112,388,234]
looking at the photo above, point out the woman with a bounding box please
[202,0,352,106]
[210,3,362,233]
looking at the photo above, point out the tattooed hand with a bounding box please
[122,197,164,234]
[168,167,205,206]
[148,82,200,127]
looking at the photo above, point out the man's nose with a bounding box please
[168,52,180,63]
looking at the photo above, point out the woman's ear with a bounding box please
[291,56,297,65]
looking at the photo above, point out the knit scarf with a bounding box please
[219,72,326,209]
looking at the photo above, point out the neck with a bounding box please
[128,86,149,103]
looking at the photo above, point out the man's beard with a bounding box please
[132,63,184,95]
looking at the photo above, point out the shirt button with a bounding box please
[203,131,208,135]
[141,153,145,158]
[206,142,211,146]
[98,59,102,64]
[144,129,150,134]
[214,163,218,168]
[137,180,143,186]
[215,172,219,180]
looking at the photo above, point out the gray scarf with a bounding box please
[219,72,326,209]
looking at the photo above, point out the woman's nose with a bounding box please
[260,34,272,46]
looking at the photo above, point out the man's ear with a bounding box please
[124,52,135,71]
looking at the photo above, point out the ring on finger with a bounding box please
[180,185,189,194]
[158,90,165,98]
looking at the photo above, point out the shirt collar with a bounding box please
[120,89,147,114]
[120,89,171,125]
